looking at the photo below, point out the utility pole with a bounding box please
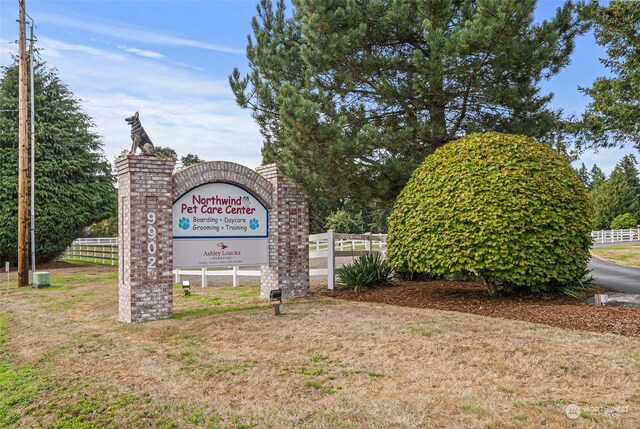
[17,0,29,287]
[28,15,36,278]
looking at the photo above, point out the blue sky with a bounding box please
[0,0,634,173]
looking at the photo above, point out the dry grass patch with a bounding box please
[591,243,640,267]
[0,263,638,428]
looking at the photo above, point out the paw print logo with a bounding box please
[249,218,259,230]
[178,217,190,230]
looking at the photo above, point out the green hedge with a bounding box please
[611,212,637,230]
[387,132,592,296]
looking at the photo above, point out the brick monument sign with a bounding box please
[116,156,309,323]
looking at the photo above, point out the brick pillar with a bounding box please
[256,164,309,299]
[116,156,175,322]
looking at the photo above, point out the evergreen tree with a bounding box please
[590,172,639,229]
[613,154,640,192]
[576,162,591,189]
[590,164,606,189]
[231,0,592,220]
[589,156,640,229]
[180,153,204,167]
[580,2,640,149]
[0,59,115,263]
[154,146,178,158]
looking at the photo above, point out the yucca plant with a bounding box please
[337,253,395,292]
[557,268,597,299]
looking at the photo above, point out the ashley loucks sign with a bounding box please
[172,182,268,268]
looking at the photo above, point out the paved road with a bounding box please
[589,241,640,293]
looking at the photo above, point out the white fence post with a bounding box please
[327,229,335,290]
[233,266,238,287]
[201,267,208,288]
[365,232,372,253]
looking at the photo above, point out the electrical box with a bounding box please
[32,271,50,288]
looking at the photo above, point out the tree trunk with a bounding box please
[483,277,499,297]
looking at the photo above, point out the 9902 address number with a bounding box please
[147,212,157,270]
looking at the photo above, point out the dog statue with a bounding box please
[125,111,156,156]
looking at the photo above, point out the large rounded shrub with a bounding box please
[387,132,592,295]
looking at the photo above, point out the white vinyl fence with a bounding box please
[65,229,640,283]
[62,237,119,265]
[63,230,387,288]
[591,229,640,244]
[308,231,387,289]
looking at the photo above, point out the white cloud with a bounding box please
[1,34,263,169]
[37,12,244,55]
[39,37,125,61]
[118,45,166,59]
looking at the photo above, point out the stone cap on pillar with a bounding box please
[255,163,281,181]
[115,155,176,176]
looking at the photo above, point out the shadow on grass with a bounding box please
[171,304,269,320]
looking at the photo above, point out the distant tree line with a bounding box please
[577,155,640,230]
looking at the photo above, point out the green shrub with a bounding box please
[325,209,365,233]
[610,213,637,230]
[387,132,592,296]
[90,217,118,237]
[336,253,394,292]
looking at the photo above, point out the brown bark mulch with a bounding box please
[323,279,640,338]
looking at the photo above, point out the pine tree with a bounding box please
[590,164,606,189]
[589,156,640,229]
[576,162,591,189]
[0,59,115,263]
[231,0,592,221]
[613,154,640,192]
[580,2,640,149]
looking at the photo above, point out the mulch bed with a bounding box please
[323,280,640,338]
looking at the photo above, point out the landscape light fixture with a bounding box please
[270,288,283,316]
[182,280,191,296]
[594,293,608,306]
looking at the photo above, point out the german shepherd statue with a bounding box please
[125,111,156,156]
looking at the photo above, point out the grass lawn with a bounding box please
[591,242,640,267]
[0,263,638,428]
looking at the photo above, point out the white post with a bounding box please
[174,269,181,284]
[365,233,372,253]
[327,229,335,290]
[201,267,208,288]
[233,266,238,287]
